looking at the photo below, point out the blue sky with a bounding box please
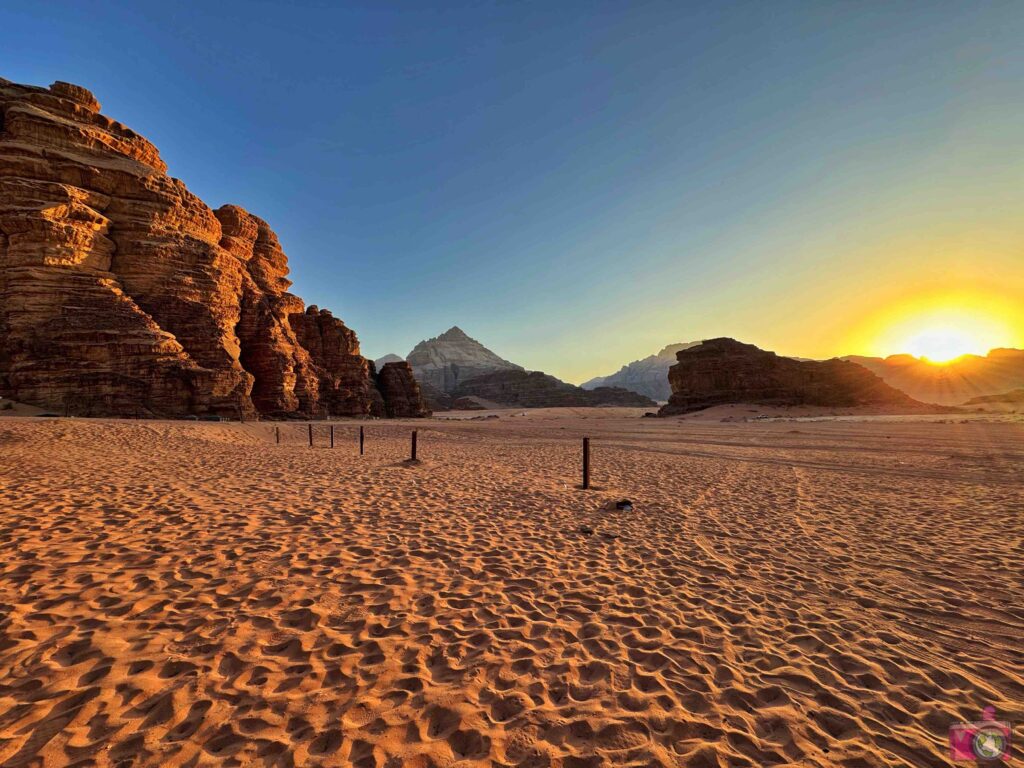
[5,1,1024,381]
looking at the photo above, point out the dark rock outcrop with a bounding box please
[375,361,431,417]
[453,370,656,408]
[659,338,933,415]
[0,78,427,418]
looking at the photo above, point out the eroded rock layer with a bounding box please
[659,338,932,415]
[0,78,426,418]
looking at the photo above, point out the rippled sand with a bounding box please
[1,410,1021,767]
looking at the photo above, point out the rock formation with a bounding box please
[658,338,933,415]
[452,370,656,408]
[842,348,1024,406]
[0,78,427,418]
[407,327,522,393]
[582,342,700,401]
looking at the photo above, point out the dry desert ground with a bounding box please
[0,408,1022,767]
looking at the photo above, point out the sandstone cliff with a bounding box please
[453,370,656,408]
[407,326,522,394]
[582,342,700,401]
[659,338,933,415]
[0,78,426,418]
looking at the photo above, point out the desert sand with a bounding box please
[0,408,1021,767]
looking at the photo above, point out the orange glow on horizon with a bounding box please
[843,293,1021,363]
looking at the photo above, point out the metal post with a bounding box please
[308,423,313,447]
[275,426,280,444]
[360,426,364,455]
[411,430,418,461]
[582,437,590,490]
[330,424,334,448]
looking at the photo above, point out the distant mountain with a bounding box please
[963,388,1024,406]
[407,327,523,394]
[660,338,936,415]
[842,348,1024,406]
[453,370,656,409]
[373,353,405,368]
[582,342,700,401]
[405,327,656,409]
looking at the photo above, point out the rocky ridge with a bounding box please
[843,348,1024,406]
[0,78,427,418]
[452,370,656,409]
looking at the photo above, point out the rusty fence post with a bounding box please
[582,437,590,490]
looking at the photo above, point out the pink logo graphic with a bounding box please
[949,707,1012,762]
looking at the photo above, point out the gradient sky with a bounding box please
[5,1,1024,382]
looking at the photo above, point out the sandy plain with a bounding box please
[0,407,1021,767]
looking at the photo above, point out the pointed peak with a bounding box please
[438,326,470,341]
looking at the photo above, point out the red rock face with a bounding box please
[288,306,380,417]
[0,78,426,419]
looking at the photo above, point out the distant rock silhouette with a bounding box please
[659,338,934,415]
[843,348,1024,406]
[374,353,405,368]
[407,327,523,394]
[582,342,700,401]
[0,78,427,419]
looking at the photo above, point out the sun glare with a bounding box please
[903,327,983,364]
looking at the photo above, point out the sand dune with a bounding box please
[0,411,1021,767]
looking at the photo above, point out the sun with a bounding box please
[903,327,984,364]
